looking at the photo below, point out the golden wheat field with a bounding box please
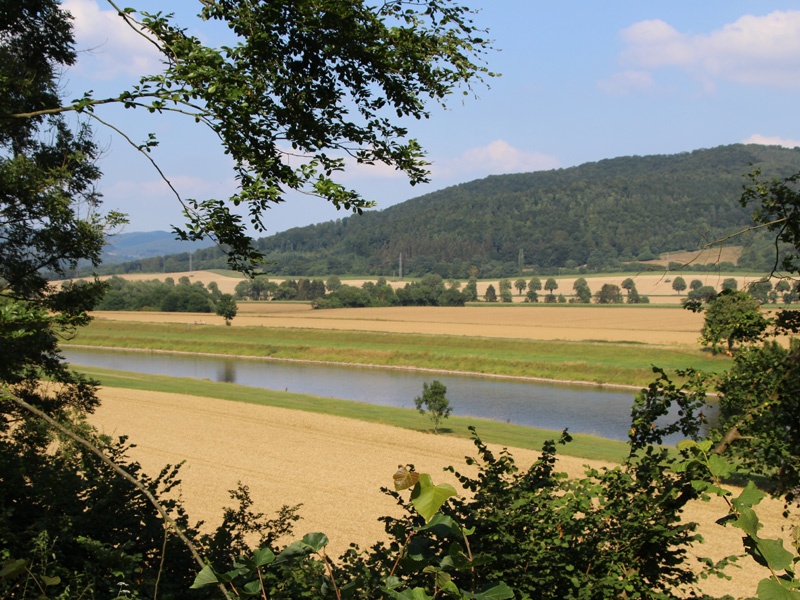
[81,273,796,597]
[90,387,790,599]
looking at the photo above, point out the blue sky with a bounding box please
[62,1,800,236]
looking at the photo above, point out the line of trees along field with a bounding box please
[87,144,800,279]
[4,1,800,599]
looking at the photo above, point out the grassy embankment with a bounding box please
[66,318,729,463]
[70,319,728,387]
[76,365,630,463]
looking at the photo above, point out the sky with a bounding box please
[61,0,800,238]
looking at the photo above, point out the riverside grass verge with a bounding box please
[69,320,729,388]
[75,365,630,463]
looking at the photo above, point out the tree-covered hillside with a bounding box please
[99,144,800,278]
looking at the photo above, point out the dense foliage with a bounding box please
[95,276,225,313]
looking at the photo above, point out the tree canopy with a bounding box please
[17,0,494,271]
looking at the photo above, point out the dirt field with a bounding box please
[90,387,792,598]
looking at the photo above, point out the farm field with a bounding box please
[89,385,788,599]
[92,302,707,345]
[72,286,795,597]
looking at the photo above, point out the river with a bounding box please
[64,347,710,443]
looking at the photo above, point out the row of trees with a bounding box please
[673,275,800,305]
[96,276,238,324]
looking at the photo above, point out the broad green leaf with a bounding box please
[190,565,221,589]
[733,480,766,510]
[708,454,735,479]
[301,532,329,552]
[433,569,453,591]
[756,578,800,599]
[253,547,275,567]
[411,474,457,522]
[242,579,264,596]
[274,540,314,564]
[41,574,61,587]
[382,587,434,599]
[732,507,761,538]
[0,559,27,579]
[677,440,698,451]
[417,512,461,536]
[463,581,515,599]
[756,538,795,572]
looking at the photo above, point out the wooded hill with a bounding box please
[101,144,800,278]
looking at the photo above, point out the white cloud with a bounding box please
[607,10,800,92]
[742,134,800,148]
[432,140,560,179]
[63,0,162,80]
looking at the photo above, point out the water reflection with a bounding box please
[64,348,715,442]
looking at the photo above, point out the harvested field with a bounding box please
[93,304,707,346]
[91,387,792,599]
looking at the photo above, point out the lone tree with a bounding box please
[215,293,238,326]
[414,380,452,434]
[514,278,527,295]
[699,289,769,355]
[671,276,687,294]
[484,284,498,302]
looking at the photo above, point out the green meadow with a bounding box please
[70,319,729,387]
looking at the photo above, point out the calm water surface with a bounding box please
[65,348,710,442]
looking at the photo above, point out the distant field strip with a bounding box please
[71,318,729,387]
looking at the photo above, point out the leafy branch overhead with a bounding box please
[13,0,495,272]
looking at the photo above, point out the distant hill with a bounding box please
[102,231,213,264]
[95,144,800,278]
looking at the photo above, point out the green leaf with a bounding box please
[40,574,61,587]
[463,581,515,599]
[707,453,735,479]
[733,480,766,510]
[732,507,761,538]
[274,540,314,564]
[411,474,457,522]
[416,512,461,536]
[190,565,222,589]
[301,532,329,552]
[382,587,434,599]
[0,559,27,579]
[242,579,264,596]
[253,547,275,567]
[756,538,795,572]
[756,578,800,599]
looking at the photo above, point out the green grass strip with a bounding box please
[72,320,729,387]
[78,365,630,463]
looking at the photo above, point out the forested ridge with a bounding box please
[97,143,800,278]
